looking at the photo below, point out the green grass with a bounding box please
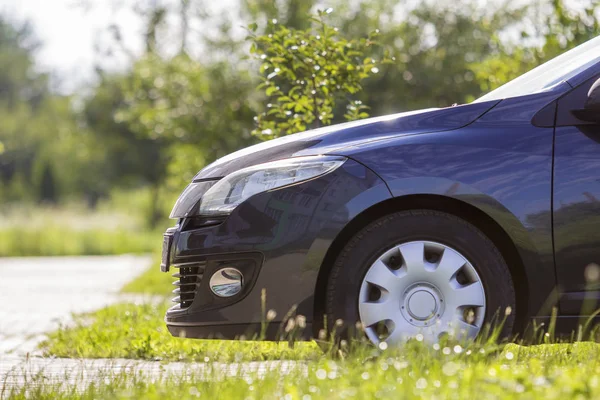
[33,298,600,399]
[0,201,165,257]
[0,225,159,257]
[10,341,600,399]
[39,301,321,362]
[38,298,600,362]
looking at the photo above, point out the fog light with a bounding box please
[209,268,243,297]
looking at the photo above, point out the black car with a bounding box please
[161,36,600,345]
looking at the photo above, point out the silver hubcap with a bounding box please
[358,241,486,345]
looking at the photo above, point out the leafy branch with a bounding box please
[247,9,392,139]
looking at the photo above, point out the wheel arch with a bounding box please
[312,194,530,335]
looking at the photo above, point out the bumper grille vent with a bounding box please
[172,262,206,309]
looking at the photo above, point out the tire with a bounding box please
[324,209,516,345]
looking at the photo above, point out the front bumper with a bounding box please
[163,159,392,340]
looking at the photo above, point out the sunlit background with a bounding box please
[0,0,598,255]
[0,1,600,395]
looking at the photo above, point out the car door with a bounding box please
[553,73,600,315]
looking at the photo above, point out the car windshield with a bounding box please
[476,36,600,102]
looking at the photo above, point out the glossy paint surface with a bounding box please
[553,72,600,300]
[193,101,498,180]
[554,125,600,293]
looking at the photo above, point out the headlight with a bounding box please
[198,156,347,216]
[169,180,217,218]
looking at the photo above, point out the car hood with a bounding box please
[194,100,500,180]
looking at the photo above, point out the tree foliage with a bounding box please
[0,18,83,203]
[471,0,600,93]
[1,0,599,225]
[114,53,256,187]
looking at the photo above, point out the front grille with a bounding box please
[172,262,206,309]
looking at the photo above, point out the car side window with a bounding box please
[557,74,600,127]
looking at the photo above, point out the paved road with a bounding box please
[0,256,302,394]
[0,255,153,356]
[0,357,301,391]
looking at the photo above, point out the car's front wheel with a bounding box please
[325,209,516,346]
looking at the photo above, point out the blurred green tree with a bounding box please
[242,0,315,30]
[103,0,257,179]
[1,0,599,216]
[323,0,531,112]
[81,74,169,214]
[37,162,57,203]
[115,54,256,186]
[85,1,256,224]
[471,0,600,93]
[0,18,82,203]
[0,18,43,202]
